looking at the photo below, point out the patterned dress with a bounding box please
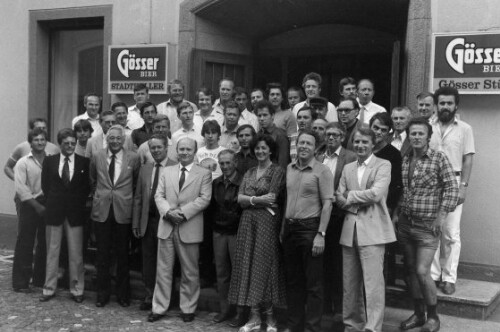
[228,163,287,307]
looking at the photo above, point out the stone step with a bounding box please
[386,279,500,320]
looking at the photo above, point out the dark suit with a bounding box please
[387,133,411,157]
[41,153,90,297]
[132,158,176,304]
[90,148,141,302]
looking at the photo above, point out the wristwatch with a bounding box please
[318,231,326,237]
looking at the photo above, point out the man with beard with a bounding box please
[257,100,290,169]
[429,86,474,295]
[250,88,265,114]
[127,84,150,130]
[234,124,258,175]
[157,79,198,133]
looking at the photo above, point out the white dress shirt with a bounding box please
[322,146,342,176]
[107,149,123,184]
[58,153,75,181]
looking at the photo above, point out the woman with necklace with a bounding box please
[228,133,286,332]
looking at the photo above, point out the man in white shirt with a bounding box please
[292,72,337,123]
[170,102,205,161]
[390,106,412,157]
[193,87,224,129]
[356,79,387,125]
[127,84,150,130]
[71,93,102,137]
[157,79,198,134]
[213,78,235,116]
[234,87,259,131]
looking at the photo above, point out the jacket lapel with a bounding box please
[350,163,361,190]
[114,150,128,185]
[170,165,180,195]
[180,165,198,192]
[360,156,377,189]
[335,148,347,189]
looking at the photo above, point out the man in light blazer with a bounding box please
[336,127,396,332]
[148,137,212,323]
[132,133,176,311]
[89,124,141,308]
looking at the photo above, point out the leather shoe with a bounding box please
[117,299,130,307]
[228,313,247,327]
[140,302,152,311]
[13,287,32,293]
[95,297,109,308]
[400,314,426,330]
[39,294,55,302]
[421,317,440,332]
[71,295,84,303]
[181,313,195,322]
[147,313,164,322]
[213,310,234,323]
[442,282,455,295]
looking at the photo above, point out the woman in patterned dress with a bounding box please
[228,133,286,332]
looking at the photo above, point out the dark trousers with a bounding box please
[324,212,345,314]
[199,210,216,285]
[94,207,130,301]
[12,199,46,289]
[284,223,324,332]
[142,214,159,303]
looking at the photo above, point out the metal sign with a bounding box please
[108,44,168,94]
[431,31,500,94]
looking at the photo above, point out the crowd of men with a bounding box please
[6,72,474,332]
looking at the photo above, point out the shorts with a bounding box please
[397,220,440,250]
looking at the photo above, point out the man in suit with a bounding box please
[315,122,357,321]
[132,133,176,311]
[148,137,212,323]
[338,97,363,151]
[336,127,396,332]
[39,128,90,303]
[390,106,412,157]
[89,124,141,308]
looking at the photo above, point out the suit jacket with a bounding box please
[90,148,141,224]
[387,134,411,157]
[41,154,90,227]
[154,163,212,243]
[336,156,396,246]
[85,133,135,158]
[132,159,177,237]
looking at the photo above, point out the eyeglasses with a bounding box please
[326,133,342,138]
[337,108,356,114]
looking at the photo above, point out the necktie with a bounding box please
[179,167,187,190]
[109,153,116,185]
[392,132,403,150]
[359,106,366,124]
[150,163,161,207]
[62,157,70,187]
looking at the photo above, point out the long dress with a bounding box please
[228,163,287,307]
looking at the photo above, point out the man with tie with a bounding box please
[390,106,412,157]
[39,128,90,303]
[315,122,357,321]
[337,97,362,151]
[357,79,387,125]
[148,137,212,323]
[132,133,176,310]
[89,124,141,308]
[336,127,396,332]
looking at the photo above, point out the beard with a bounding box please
[438,109,456,123]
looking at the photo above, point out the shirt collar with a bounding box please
[292,157,316,170]
[223,124,238,134]
[60,153,75,163]
[154,157,170,167]
[224,170,242,185]
[179,162,194,172]
[358,153,373,167]
[85,111,99,121]
[108,149,123,158]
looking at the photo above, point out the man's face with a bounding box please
[198,92,212,113]
[107,128,124,154]
[326,127,344,150]
[179,107,194,127]
[297,110,313,131]
[391,110,411,133]
[219,80,234,102]
[296,133,316,162]
[85,96,100,118]
[251,90,264,109]
[177,138,196,166]
[287,90,301,109]
[235,93,248,112]
[311,104,327,119]
[238,127,254,150]
[437,95,458,123]
[353,132,374,160]
[337,100,359,126]
[357,80,374,105]
[153,119,170,136]
[148,138,168,163]
[76,129,91,145]
[225,107,240,128]
[312,119,327,141]
[268,88,283,109]
[142,106,157,125]
[219,153,237,179]
[114,106,128,127]
[257,108,274,129]
[170,84,184,103]
[303,79,320,99]
[133,89,149,107]
[60,136,77,156]
[204,129,220,147]
[101,115,117,134]
[417,96,435,120]
[33,121,47,132]
[341,83,357,99]
[408,124,430,150]
[31,134,47,153]
[370,119,391,144]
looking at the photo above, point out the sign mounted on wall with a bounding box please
[108,44,168,94]
[432,31,500,94]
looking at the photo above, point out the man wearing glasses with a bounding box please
[337,97,362,151]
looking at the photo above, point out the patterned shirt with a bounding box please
[401,148,459,223]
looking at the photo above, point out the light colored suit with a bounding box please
[336,155,396,332]
[152,163,212,315]
[85,133,134,159]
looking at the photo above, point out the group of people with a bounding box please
[6,71,475,332]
